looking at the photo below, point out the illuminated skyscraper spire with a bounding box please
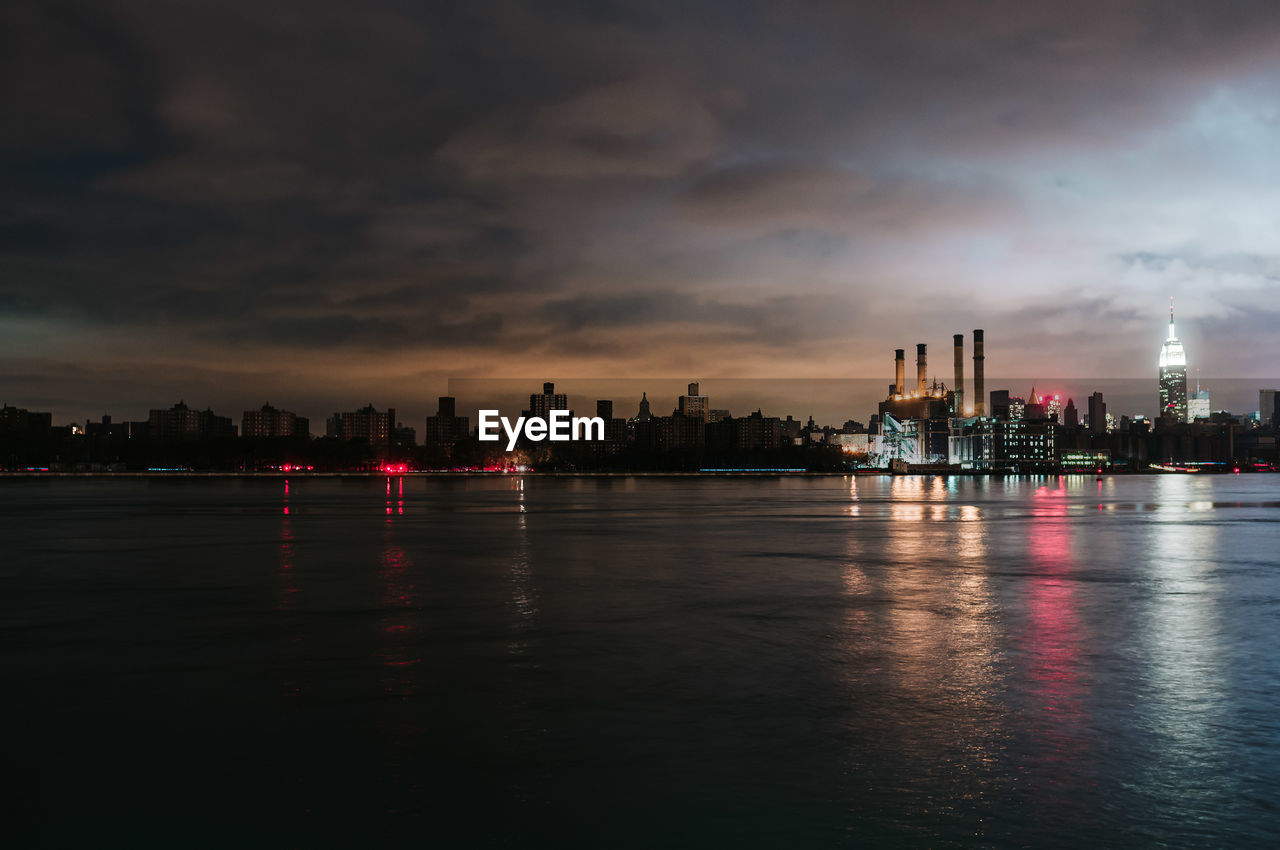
[1158,297,1188,421]
[1159,298,1185,368]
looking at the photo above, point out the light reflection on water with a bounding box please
[2,474,1277,847]
[1136,475,1231,836]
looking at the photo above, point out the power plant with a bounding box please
[876,330,986,465]
[879,330,984,422]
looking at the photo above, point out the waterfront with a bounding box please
[4,476,1278,847]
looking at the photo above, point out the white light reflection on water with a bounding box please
[862,476,1007,830]
[1136,474,1231,826]
[509,478,539,656]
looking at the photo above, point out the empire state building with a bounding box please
[1158,300,1188,422]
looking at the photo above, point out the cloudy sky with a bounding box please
[4,1,1280,424]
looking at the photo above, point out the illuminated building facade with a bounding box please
[878,344,952,421]
[1060,450,1111,470]
[1188,389,1211,422]
[1158,301,1189,422]
[948,418,1055,470]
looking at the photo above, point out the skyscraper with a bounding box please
[527,382,569,419]
[1188,373,1210,422]
[1158,299,1188,423]
[1188,389,1210,421]
[425,396,469,447]
[1088,392,1107,435]
[678,382,709,422]
[1261,389,1278,427]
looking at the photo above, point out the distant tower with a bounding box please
[972,330,985,416]
[952,334,965,415]
[1158,299,1189,422]
[1188,370,1211,421]
[1088,392,1107,435]
[1063,397,1079,428]
[635,392,652,422]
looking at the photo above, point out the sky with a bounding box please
[3,1,1280,427]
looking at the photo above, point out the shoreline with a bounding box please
[0,469,1265,479]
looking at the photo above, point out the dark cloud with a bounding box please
[677,160,1013,237]
[3,1,1280,423]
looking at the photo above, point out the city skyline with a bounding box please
[5,2,1280,423]
[4,305,1275,431]
[7,7,1280,845]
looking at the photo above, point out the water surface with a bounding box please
[3,475,1278,847]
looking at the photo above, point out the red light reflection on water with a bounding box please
[378,540,419,697]
[1026,484,1088,776]
[384,476,405,517]
[279,479,299,605]
[278,478,302,698]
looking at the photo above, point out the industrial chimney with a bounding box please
[973,329,985,416]
[916,344,927,394]
[953,334,964,415]
[894,349,905,397]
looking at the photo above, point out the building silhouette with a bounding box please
[527,382,569,419]
[149,401,236,439]
[327,404,395,455]
[424,396,469,448]
[1063,398,1079,428]
[242,403,308,438]
[1088,392,1107,435]
[1260,389,1278,427]
[678,382,709,422]
[633,392,652,422]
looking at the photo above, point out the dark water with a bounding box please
[3,475,1278,848]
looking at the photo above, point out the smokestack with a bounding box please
[973,329,985,416]
[953,333,964,415]
[916,343,927,394]
[894,349,905,396]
